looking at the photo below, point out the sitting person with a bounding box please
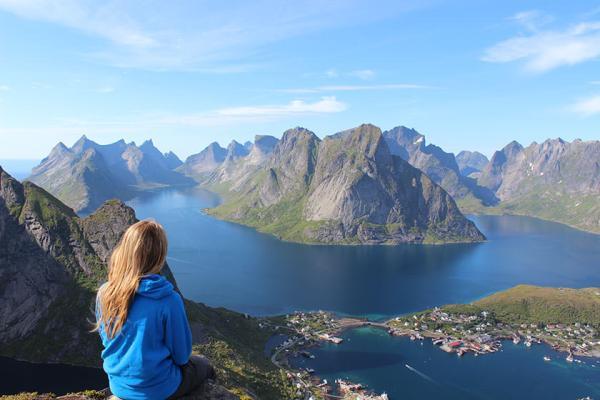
[94,220,215,400]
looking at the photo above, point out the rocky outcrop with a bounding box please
[0,168,70,347]
[29,136,192,213]
[208,124,485,244]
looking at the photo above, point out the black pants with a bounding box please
[167,355,216,399]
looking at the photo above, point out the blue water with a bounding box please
[127,187,600,399]
[290,327,600,400]
[0,357,107,395]
[129,187,600,318]
[0,159,38,181]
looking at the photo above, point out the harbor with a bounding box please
[262,306,600,399]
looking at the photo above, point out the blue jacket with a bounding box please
[97,274,192,400]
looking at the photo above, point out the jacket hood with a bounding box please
[137,274,174,299]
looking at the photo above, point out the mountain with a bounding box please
[177,142,228,180]
[224,140,250,163]
[164,151,183,170]
[477,138,600,233]
[28,136,193,213]
[382,126,497,207]
[456,150,489,177]
[0,166,293,399]
[207,124,485,244]
[180,136,280,194]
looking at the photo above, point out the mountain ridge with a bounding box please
[205,124,485,244]
[29,136,194,213]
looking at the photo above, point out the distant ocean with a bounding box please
[0,159,39,180]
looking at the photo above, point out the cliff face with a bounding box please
[0,166,124,363]
[208,124,485,244]
[382,126,497,207]
[477,138,600,233]
[29,136,193,214]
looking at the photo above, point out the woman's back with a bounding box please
[98,274,192,400]
[95,220,213,400]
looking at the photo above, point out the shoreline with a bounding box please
[267,308,599,397]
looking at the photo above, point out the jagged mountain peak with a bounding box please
[502,140,524,153]
[29,136,193,212]
[71,134,96,153]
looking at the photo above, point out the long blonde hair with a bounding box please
[95,220,168,338]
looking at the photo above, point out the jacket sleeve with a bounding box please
[163,293,192,365]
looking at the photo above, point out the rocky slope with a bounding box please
[0,167,292,399]
[178,142,228,180]
[207,124,485,244]
[179,136,279,187]
[28,136,193,213]
[456,150,489,177]
[382,126,497,207]
[476,138,600,233]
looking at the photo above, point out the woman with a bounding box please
[95,220,215,400]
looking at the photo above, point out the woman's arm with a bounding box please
[163,293,193,365]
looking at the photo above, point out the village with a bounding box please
[263,307,600,399]
[266,311,389,400]
[386,307,600,361]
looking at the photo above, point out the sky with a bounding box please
[0,0,599,161]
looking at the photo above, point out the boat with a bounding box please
[544,356,551,361]
[525,341,532,347]
[512,336,520,344]
[566,354,574,363]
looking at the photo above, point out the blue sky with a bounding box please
[0,0,599,160]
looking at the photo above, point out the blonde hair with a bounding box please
[95,220,168,338]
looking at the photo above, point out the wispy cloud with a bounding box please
[568,95,600,116]
[589,80,600,85]
[279,83,431,94]
[0,85,9,91]
[348,69,375,80]
[0,0,418,71]
[157,97,346,126]
[509,10,554,32]
[483,16,600,72]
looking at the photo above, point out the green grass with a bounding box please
[185,301,295,399]
[474,285,600,327]
[459,185,600,234]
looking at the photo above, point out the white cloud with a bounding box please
[0,0,418,71]
[157,97,347,126]
[0,85,9,91]
[568,95,600,116]
[279,83,431,93]
[0,0,157,48]
[483,18,600,72]
[349,69,375,80]
[589,80,600,85]
[509,10,554,32]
